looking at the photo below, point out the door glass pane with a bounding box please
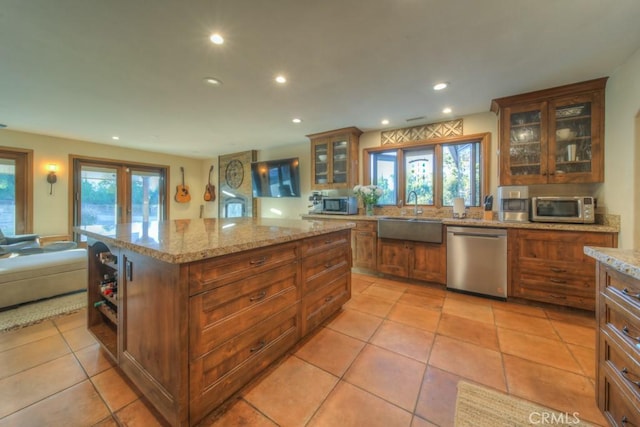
[332,140,348,184]
[131,170,162,223]
[370,151,397,205]
[442,142,481,206]
[0,159,16,234]
[405,148,434,205]
[509,109,541,176]
[554,102,592,174]
[81,166,118,227]
[314,142,329,185]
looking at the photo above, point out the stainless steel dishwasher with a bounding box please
[446,226,507,299]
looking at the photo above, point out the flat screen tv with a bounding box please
[251,157,300,198]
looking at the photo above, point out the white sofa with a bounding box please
[0,248,87,309]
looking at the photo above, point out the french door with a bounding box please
[72,158,167,240]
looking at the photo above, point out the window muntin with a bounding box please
[364,133,489,208]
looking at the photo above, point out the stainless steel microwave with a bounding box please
[322,197,358,215]
[531,196,595,224]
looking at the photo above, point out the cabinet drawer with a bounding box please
[604,266,640,312]
[354,221,376,232]
[300,230,350,257]
[600,332,640,401]
[515,285,594,310]
[599,367,640,427]
[301,273,350,336]
[301,244,350,294]
[189,304,299,425]
[189,242,298,295]
[190,264,298,358]
[601,294,640,355]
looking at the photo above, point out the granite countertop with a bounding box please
[301,214,619,233]
[75,218,355,264]
[584,247,640,281]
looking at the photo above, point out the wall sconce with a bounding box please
[47,164,58,195]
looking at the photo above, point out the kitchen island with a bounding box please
[76,218,354,427]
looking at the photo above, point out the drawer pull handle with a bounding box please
[550,267,566,273]
[621,416,628,425]
[250,257,267,266]
[325,295,334,302]
[620,368,640,388]
[622,288,640,300]
[250,340,266,353]
[324,263,333,268]
[250,291,267,302]
[549,278,566,284]
[621,326,640,342]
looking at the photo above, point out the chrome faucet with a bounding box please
[407,191,419,216]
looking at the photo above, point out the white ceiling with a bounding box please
[1,1,640,159]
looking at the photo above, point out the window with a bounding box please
[0,147,32,234]
[364,133,490,208]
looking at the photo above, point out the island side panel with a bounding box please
[119,249,190,427]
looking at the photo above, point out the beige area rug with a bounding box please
[0,291,86,332]
[455,381,596,427]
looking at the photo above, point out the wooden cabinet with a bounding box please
[352,220,377,270]
[491,78,607,185]
[595,263,640,426]
[508,229,617,310]
[307,127,361,189]
[87,230,351,426]
[377,237,446,284]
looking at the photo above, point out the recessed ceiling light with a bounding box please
[112,136,120,140]
[209,33,224,45]
[204,77,222,86]
[275,75,287,84]
[442,107,452,114]
[433,82,448,91]
[381,119,389,125]
[292,118,302,124]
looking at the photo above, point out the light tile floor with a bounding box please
[0,273,607,426]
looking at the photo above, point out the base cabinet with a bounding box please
[352,221,377,270]
[87,230,351,426]
[509,229,617,310]
[377,237,446,284]
[595,264,640,426]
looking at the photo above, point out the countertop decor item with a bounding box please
[353,184,383,216]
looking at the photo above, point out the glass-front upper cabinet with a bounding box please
[308,127,362,189]
[492,78,606,186]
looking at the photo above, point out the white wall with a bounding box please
[601,46,640,249]
[0,130,204,236]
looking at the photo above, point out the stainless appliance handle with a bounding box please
[450,232,504,239]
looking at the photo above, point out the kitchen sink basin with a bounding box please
[377,217,443,243]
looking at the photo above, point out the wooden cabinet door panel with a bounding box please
[377,238,409,277]
[302,245,350,294]
[352,230,377,270]
[410,241,446,284]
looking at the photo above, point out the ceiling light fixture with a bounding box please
[381,119,389,125]
[204,77,222,86]
[292,118,302,124]
[209,33,224,45]
[442,107,452,114]
[275,75,287,84]
[112,136,120,140]
[433,82,448,91]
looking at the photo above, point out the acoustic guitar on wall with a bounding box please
[175,166,191,203]
[204,165,216,202]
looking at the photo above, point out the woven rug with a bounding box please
[455,381,596,426]
[0,291,86,332]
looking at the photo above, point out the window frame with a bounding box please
[363,132,491,208]
[0,146,33,234]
